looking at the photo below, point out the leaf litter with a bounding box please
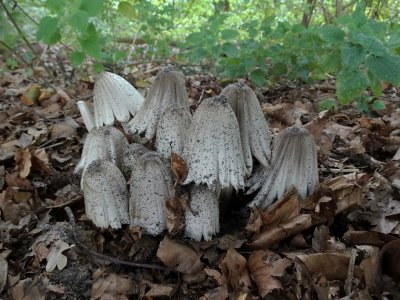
[1,60,400,299]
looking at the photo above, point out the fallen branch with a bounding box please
[64,207,175,272]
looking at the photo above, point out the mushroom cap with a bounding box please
[129,151,174,236]
[74,126,128,175]
[185,184,220,241]
[183,95,246,190]
[93,71,144,127]
[155,105,192,159]
[247,125,319,208]
[221,81,272,173]
[127,65,189,140]
[121,142,149,179]
[82,159,130,229]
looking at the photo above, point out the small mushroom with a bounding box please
[74,126,128,175]
[93,72,144,127]
[221,80,272,173]
[77,100,95,131]
[155,105,192,159]
[82,159,130,229]
[128,65,189,140]
[183,95,246,190]
[247,125,319,208]
[185,184,221,241]
[129,151,174,235]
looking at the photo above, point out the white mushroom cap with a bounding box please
[93,71,144,127]
[129,151,174,236]
[155,105,192,159]
[185,184,221,241]
[247,125,319,208]
[221,81,272,174]
[82,159,130,229]
[127,65,189,139]
[77,101,95,132]
[121,142,149,178]
[183,95,246,190]
[74,126,128,175]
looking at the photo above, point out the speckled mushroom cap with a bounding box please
[127,65,190,140]
[182,95,246,190]
[121,142,149,179]
[74,126,128,175]
[185,184,220,241]
[93,72,144,127]
[82,159,130,229]
[247,125,319,208]
[155,105,192,159]
[129,151,174,236]
[221,80,272,174]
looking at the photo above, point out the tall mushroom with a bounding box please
[93,72,144,127]
[82,159,130,229]
[183,95,246,190]
[185,184,221,241]
[74,126,128,175]
[221,80,272,174]
[129,151,174,235]
[247,125,319,208]
[155,105,192,159]
[128,65,189,140]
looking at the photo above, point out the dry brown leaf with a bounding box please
[245,209,263,235]
[359,246,381,289]
[200,286,229,300]
[20,84,41,106]
[219,248,251,290]
[380,240,400,282]
[10,278,46,300]
[91,269,138,300]
[342,230,397,247]
[156,236,203,274]
[171,152,188,185]
[144,284,174,297]
[296,253,350,281]
[248,250,290,297]
[31,148,50,174]
[14,148,32,178]
[50,123,77,139]
[204,268,225,285]
[165,195,187,236]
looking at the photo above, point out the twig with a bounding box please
[125,23,143,70]
[12,0,38,25]
[344,248,357,296]
[64,207,174,272]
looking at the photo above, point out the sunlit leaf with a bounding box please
[36,17,61,45]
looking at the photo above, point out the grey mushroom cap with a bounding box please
[93,71,144,127]
[155,105,192,159]
[247,125,319,208]
[121,142,149,178]
[82,159,130,229]
[129,151,174,236]
[182,95,246,190]
[221,81,272,174]
[127,65,189,140]
[185,184,221,241]
[74,126,128,175]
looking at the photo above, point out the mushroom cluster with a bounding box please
[75,66,319,240]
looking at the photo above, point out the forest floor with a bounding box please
[1,52,400,299]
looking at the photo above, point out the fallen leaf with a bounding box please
[45,239,73,272]
[171,152,188,185]
[0,255,8,293]
[157,236,203,274]
[165,195,187,236]
[14,148,32,178]
[144,284,174,297]
[380,240,400,282]
[20,84,41,106]
[248,251,286,297]
[296,253,350,281]
[200,286,229,300]
[91,269,138,299]
[50,123,76,139]
[219,248,251,290]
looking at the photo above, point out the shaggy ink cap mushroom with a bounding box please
[74,126,128,175]
[247,125,319,208]
[93,71,144,127]
[121,142,149,179]
[127,65,190,140]
[183,95,246,190]
[77,101,95,132]
[155,105,192,159]
[221,80,272,174]
[82,159,130,229]
[185,184,221,241]
[129,151,174,236]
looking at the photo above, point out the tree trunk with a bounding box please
[301,0,317,27]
